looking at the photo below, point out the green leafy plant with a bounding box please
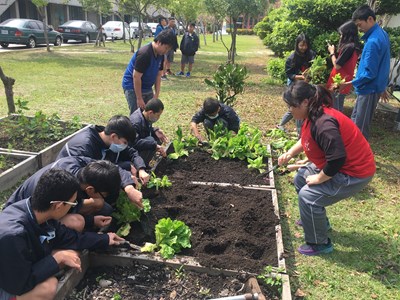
[174,265,186,279]
[303,55,328,84]
[112,194,142,237]
[257,265,285,294]
[142,198,151,213]
[112,293,122,300]
[147,172,172,190]
[204,63,248,107]
[247,156,266,173]
[168,127,189,160]
[267,128,298,155]
[141,217,192,259]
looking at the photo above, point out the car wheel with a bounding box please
[84,34,90,43]
[0,42,9,48]
[54,36,62,46]
[27,37,36,48]
[63,39,68,43]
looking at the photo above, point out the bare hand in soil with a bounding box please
[124,185,143,209]
[94,216,112,228]
[107,233,126,246]
[138,169,150,185]
[52,249,82,272]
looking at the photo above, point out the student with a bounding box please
[122,30,176,113]
[191,98,240,143]
[326,21,361,112]
[278,81,375,256]
[56,115,148,206]
[341,5,390,139]
[176,23,199,78]
[277,33,315,134]
[161,17,179,80]
[0,169,124,299]
[129,98,168,165]
[154,17,167,38]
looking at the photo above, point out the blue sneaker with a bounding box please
[295,219,332,231]
[186,72,191,78]
[176,71,184,76]
[298,239,333,256]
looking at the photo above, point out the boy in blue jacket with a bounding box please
[176,23,199,78]
[0,169,124,300]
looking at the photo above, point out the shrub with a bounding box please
[385,27,400,58]
[266,57,287,84]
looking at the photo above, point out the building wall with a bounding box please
[387,14,400,28]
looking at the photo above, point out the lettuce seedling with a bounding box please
[141,217,192,259]
[142,198,151,213]
[147,172,172,190]
[247,156,266,173]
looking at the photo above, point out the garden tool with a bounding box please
[119,240,141,251]
[209,293,258,300]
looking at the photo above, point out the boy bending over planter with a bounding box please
[129,98,168,165]
[57,115,148,208]
[5,157,138,231]
[190,98,240,143]
[0,169,124,300]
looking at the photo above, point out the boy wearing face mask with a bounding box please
[190,97,240,143]
[56,115,149,208]
[129,98,168,165]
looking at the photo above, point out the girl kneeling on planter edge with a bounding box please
[278,81,375,256]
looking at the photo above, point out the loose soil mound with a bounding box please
[155,150,271,186]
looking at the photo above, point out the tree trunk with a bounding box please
[0,66,16,114]
[229,18,237,64]
[95,26,105,47]
[37,7,50,52]
[201,21,206,46]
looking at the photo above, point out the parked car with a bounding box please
[0,18,62,48]
[57,20,98,43]
[101,21,130,40]
[129,22,152,38]
[147,22,158,35]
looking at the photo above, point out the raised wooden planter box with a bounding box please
[0,114,90,169]
[0,150,39,192]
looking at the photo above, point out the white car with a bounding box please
[147,22,159,35]
[129,22,152,39]
[101,21,130,40]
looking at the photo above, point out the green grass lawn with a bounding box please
[1,35,399,299]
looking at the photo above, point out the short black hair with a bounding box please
[104,115,136,144]
[189,23,196,28]
[77,160,121,196]
[154,29,176,46]
[203,98,220,115]
[352,5,376,22]
[168,17,175,21]
[145,98,164,113]
[159,17,166,24]
[31,169,80,212]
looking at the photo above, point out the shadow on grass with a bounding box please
[324,229,400,290]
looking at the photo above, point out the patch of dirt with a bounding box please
[126,182,279,274]
[155,150,271,186]
[67,264,279,300]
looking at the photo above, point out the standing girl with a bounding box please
[326,21,361,112]
[277,33,315,134]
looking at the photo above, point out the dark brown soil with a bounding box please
[154,150,271,186]
[0,155,25,173]
[124,182,279,274]
[67,263,279,300]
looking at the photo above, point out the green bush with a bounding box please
[266,57,287,84]
[385,27,400,58]
[312,31,340,57]
[226,28,254,35]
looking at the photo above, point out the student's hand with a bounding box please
[137,98,146,110]
[156,145,167,157]
[339,81,352,92]
[380,90,389,103]
[328,44,335,55]
[94,216,112,228]
[52,250,82,272]
[138,169,150,185]
[107,233,126,246]
[124,185,143,209]
[278,152,293,166]
[155,129,168,143]
[306,172,331,185]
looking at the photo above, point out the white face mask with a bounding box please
[206,113,219,120]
